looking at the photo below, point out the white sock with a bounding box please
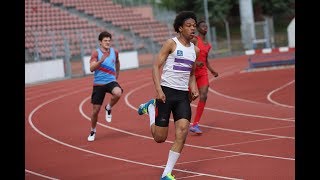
[106,104,111,110]
[91,127,96,132]
[162,150,180,178]
[148,104,155,126]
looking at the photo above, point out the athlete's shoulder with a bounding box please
[91,49,99,57]
[165,37,176,44]
[162,38,176,49]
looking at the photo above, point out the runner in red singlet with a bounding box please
[189,19,219,134]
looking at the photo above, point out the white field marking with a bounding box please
[208,72,270,106]
[208,87,266,105]
[267,80,295,108]
[241,65,294,73]
[125,83,293,139]
[26,77,151,101]
[281,117,295,120]
[27,86,242,180]
[26,86,91,101]
[215,65,292,107]
[198,124,294,139]
[173,154,244,166]
[27,76,293,180]
[177,174,203,179]
[127,77,294,122]
[250,125,295,133]
[26,83,84,95]
[127,81,294,125]
[25,74,147,94]
[208,65,286,107]
[208,72,295,110]
[210,137,281,148]
[190,103,294,122]
[124,82,154,110]
[25,169,59,180]
[122,87,294,160]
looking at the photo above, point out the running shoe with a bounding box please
[161,173,175,180]
[105,105,112,122]
[137,99,156,115]
[189,124,202,134]
[87,131,96,142]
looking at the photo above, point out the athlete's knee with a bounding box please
[176,124,189,139]
[179,126,189,136]
[199,92,208,101]
[153,134,167,143]
[112,88,122,98]
[114,92,122,98]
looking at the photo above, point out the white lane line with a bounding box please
[177,174,204,179]
[267,80,295,108]
[28,85,242,180]
[198,124,294,139]
[208,73,270,106]
[251,125,295,133]
[26,86,91,101]
[174,154,244,166]
[209,137,281,148]
[208,72,295,110]
[25,75,150,101]
[190,104,294,122]
[126,83,295,140]
[27,68,294,179]
[199,74,294,121]
[122,87,294,160]
[25,169,59,180]
[27,76,293,180]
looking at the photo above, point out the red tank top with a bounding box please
[195,35,212,76]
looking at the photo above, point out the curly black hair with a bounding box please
[173,11,197,33]
[98,31,112,41]
[196,18,206,28]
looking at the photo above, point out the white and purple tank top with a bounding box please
[160,37,196,91]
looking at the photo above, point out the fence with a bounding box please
[25,0,293,81]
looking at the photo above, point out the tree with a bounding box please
[253,0,295,17]
[155,0,177,11]
[155,0,196,12]
[156,0,233,25]
[194,0,233,25]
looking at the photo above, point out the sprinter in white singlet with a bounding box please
[137,11,199,180]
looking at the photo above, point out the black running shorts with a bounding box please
[155,86,191,127]
[91,81,123,105]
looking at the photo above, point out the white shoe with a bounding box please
[87,131,96,142]
[105,109,112,122]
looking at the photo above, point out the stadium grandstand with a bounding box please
[25,0,294,83]
[25,0,175,62]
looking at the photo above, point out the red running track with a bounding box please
[25,55,294,180]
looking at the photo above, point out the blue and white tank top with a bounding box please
[160,37,196,91]
[93,48,116,85]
